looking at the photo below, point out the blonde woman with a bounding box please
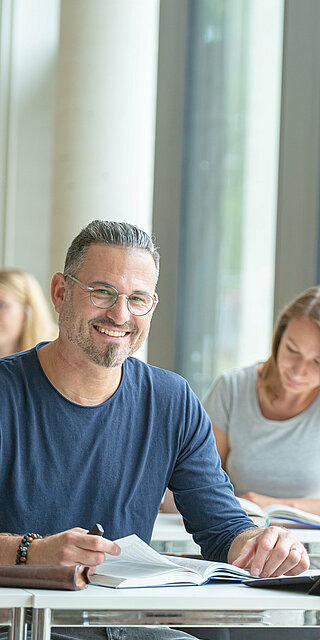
[203,286,320,517]
[0,269,57,357]
[193,287,320,640]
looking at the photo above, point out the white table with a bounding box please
[3,515,319,640]
[151,514,201,553]
[26,582,320,640]
[0,588,32,640]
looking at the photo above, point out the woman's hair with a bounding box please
[261,285,320,400]
[0,269,57,352]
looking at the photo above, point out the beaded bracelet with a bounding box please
[16,532,43,564]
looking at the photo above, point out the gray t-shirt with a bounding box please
[203,364,320,498]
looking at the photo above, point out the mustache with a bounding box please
[90,317,137,332]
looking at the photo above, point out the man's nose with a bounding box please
[105,295,131,324]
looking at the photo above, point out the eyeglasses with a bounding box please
[64,274,158,316]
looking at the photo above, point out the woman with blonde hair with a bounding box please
[203,285,320,517]
[0,268,57,357]
[196,286,320,640]
[173,286,320,640]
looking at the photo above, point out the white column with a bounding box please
[50,0,160,277]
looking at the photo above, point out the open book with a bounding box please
[89,534,252,588]
[238,497,320,528]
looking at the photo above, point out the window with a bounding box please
[175,0,284,398]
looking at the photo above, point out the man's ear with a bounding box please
[51,273,67,313]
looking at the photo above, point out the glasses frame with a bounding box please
[64,274,158,316]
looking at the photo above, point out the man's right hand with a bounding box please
[1,527,121,567]
[29,527,121,567]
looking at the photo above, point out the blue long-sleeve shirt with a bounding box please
[0,345,255,561]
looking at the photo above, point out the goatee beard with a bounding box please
[78,340,126,368]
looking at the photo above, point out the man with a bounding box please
[0,221,308,638]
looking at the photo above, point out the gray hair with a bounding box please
[64,220,160,281]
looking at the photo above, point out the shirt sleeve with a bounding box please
[202,371,232,434]
[168,381,256,563]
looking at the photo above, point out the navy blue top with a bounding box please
[0,345,255,561]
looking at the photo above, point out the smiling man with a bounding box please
[38,241,159,405]
[0,221,309,640]
[59,244,157,370]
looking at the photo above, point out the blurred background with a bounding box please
[1,0,319,398]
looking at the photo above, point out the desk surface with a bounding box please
[0,587,32,607]
[26,582,320,610]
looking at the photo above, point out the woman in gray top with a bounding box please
[200,287,320,640]
[203,285,320,515]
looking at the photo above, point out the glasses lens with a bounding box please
[91,286,117,308]
[128,294,154,316]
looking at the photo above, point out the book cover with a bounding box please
[0,564,89,590]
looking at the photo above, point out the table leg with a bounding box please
[31,608,51,640]
[9,608,27,640]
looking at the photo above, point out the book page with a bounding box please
[93,535,252,586]
[94,535,199,581]
[265,504,320,525]
[236,497,265,517]
[113,534,177,566]
[237,497,320,526]
[162,555,251,580]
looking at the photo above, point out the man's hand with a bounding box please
[28,527,120,567]
[228,526,309,577]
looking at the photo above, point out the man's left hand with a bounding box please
[229,526,309,577]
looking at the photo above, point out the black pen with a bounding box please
[87,523,104,536]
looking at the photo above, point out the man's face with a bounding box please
[57,244,158,368]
